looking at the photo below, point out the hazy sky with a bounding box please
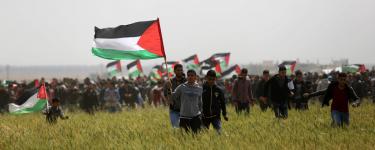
[1,0,374,66]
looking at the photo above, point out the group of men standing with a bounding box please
[164,64,362,134]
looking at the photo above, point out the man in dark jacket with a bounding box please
[292,70,310,110]
[81,83,99,114]
[0,85,10,113]
[256,70,270,112]
[265,66,294,119]
[164,64,186,128]
[202,70,228,133]
[322,73,360,126]
[232,69,253,114]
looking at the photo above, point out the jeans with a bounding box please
[202,116,222,133]
[273,104,288,119]
[170,110,180,128]
[331,110,349,126]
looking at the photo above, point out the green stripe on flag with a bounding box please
[92,48,162,60]
[10,100,47,115]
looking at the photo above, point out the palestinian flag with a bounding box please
[106,60,122,77]
[92,19,166,60]
[211,53,230,70]
[279,61,297,76]
[162,61,179,77]
[221,65,241,79]
[127,60,143,79]
[200,62,222,77]
[342,64,366,73]
[183,54,200,70]
[149,65,163,82]
[9,84,48,114]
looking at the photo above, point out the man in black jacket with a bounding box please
[265,66,294,119]
[256,70,270,112]
[164,64,186,128]
[202,70,228,133]
[292,70,310,110]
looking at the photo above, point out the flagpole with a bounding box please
[157,18,174,104]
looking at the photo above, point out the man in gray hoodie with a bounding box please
[173,69,203,133]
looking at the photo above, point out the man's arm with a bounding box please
[219,88,228,121]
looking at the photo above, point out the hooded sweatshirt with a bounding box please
[172,82,203,118]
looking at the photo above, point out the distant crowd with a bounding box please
[1,65,375,132]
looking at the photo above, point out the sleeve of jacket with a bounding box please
[219,88,227,117]
[172,85,182,110]
[322,83,334,106]
[232,80,238,102]
[348,86,360,102]
[248,80,253,102]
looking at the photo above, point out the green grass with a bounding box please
[1,101,375,150]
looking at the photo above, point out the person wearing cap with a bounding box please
[202,70,228,134]
[232,68,253,114]
[264,66,294,119]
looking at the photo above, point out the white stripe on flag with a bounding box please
[94,37,144,51]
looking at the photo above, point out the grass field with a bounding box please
[1,101,375,150]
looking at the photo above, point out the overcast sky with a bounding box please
[1,0,374,66]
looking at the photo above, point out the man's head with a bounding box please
[52,98,60,107]
[278,66,287,78]
[206,70,217,86]
[338,72,347,86]
[295,70,303,82]
[174,64,184,78]
[186,69,197,84]
[239,68,248,79]
[262,70,270,81]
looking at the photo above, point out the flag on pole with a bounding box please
[221,65,241,79]
[127,60,143,79]
[106,60,122,77]
[183,54,200,70]
[9,84,48,114]
[92,19,166,60]
[279,61,297,76]
[211,52,230,70]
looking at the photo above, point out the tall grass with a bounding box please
[1,101,375,150]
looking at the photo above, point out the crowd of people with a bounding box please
[1,64,375,133]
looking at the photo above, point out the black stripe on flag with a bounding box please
[106,60,120,68]
[127,60,139,70]
[95,20,156,38]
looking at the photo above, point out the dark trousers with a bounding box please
[236,102,250,114]
[180,115,202,133]
[202,116,222,132]
[259,100,270,112]
[273,104,288,119]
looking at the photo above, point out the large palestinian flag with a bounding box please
[342,64,366,73]
[106,60,122,77]
[127,60,143,79]
[9,84,48,114]
[279,61,297,76]
[183,54,200,70]
[92,19,166,60]
[221,65,241,79]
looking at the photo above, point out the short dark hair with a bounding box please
[295,70,302,76]
[52,98,60,103]
[206,70,217,78]
[339,72,347,78]
[279,66,287,71]
[174,64,183,71]
[241,68,248,74]
[263,70,269,75]
[187,69,196,75]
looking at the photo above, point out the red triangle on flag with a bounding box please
[37,84,48,99]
